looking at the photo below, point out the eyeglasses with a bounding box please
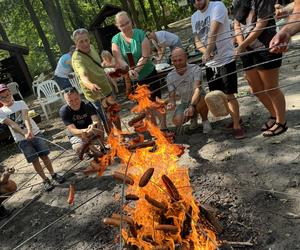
[63,87,78,94]
[72,28,89,40]
[0,94,11,100]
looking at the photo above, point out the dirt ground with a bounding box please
[1,28,300,249]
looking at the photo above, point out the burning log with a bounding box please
[112,171,134,185]
[125,194,139,201]
[127,141,156,151]
[161,175,181,201]
[155,224,179,234]
[139,168,154,187]
[128,113,147,127]
[199,204,223,234]
[145,194,166,210]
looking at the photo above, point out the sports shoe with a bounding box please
[203,120,212,134]
[43,178,55,192]
[51,173,66,184]
[190,117,199,130]
[0,205,10,219]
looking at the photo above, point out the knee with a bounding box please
[5,180,17,193]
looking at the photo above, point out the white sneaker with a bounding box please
[203,120,212,134]
[190,117,198,130]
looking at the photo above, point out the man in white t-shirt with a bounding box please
[147,30,182,62]
[166,48,211,133]
[0,84,65,192]
[191,0,245,139]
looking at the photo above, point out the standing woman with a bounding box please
[233,0,287,136]
[111,11,166,129]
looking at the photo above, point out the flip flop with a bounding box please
[263,122,288,137]
[261,116,276,131]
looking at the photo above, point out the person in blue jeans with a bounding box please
[54,45,76,90]
[0,84,65,192]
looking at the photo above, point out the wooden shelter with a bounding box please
[89,4,122,52]
[0,41,32,97]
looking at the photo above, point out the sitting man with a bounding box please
[0,166,17,219]
[166,47,212,133]
[59,87,105,158]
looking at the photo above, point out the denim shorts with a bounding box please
[54,75,72,90]
[17,133,50,163]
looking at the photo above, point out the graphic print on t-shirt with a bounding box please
[194,16,218,55]
[9,110,25,129]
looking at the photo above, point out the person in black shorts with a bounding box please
[234,0,288,136]
[192,0,245,139]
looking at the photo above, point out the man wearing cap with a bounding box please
[0,84,65,192]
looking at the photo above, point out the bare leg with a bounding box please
[196,96,208,121]
[245,69,276,116]
[258,68,286,124]
[227,94,241,129]
[32,159,48,180]
[40,155,54,176]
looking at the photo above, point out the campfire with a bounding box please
[90,85,220,249]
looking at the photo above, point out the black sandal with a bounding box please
[263,122,288,137]
[261,116,276,131]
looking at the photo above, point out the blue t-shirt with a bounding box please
[55,53,72,78]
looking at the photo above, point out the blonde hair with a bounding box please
[101,50,113,61]
[115,11,130,24]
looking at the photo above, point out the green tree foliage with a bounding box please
[0,0,232,78]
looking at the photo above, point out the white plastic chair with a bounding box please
[36,80,64,120]
[7,82,23,100]
[68,73,83,94]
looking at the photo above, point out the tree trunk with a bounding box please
[0,22,10,42]
[68,0,85,28]
[119,0,130,15]
[24,0,56,70]
[148,0,161,30]
[138,0,148,22]
[126,0,140,27]
[157,0,168,28]
[41,0,73,53]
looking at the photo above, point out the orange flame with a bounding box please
[103,85,217,249]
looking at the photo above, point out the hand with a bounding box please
[274,4,289,19]
[25,131,33,140]
[129,69,139,80]
[90,83,101,92]
[235,44,246,57]
[166,102,176,110]
[184,106,195,118]
[202,51,214,63]
[4,167,15,175]
[269,30,290,53]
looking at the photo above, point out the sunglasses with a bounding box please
[63,87,78,94]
